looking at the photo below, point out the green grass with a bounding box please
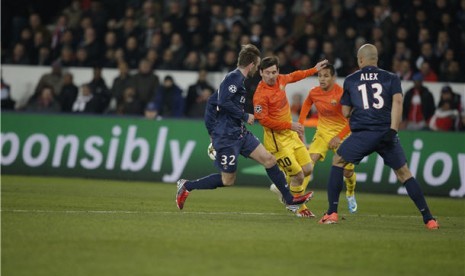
[1,175,464,276]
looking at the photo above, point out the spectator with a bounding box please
[429,85,462,131]
[36,46,52,66]
[72,84,99,113]
[419,61,438,82]
[56,46,75,67]
[111,61,133,106]
[401,73,436,130]
[116,87,143,116]
[204,51,221,72]
[1,78,16,110]
[397,59,414,80]
[87,66,111,113]
[32,61,63,101]
[5,43,30,65]
[438,85,462,113]
[185,69,214,117]
[429,101,460,131]
[182,50,202,71]
[75,47,92,67]
[158,49,177,70]
[62,0,82,29]
[144,101,158,119]
[25,85,60,112]
[79,27,101,62]
[440,61,465,82]
[150,75,184,118]
[221,49,237,72]
[130,58,159,106]
[124,36,142,69]
[145,48,161,69]
[168,32,187,69]
[59,72,78,112]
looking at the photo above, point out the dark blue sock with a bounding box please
[404,177,433,223]
[266,165,293,203]
[327,166,344,214]
[184,174,224,191]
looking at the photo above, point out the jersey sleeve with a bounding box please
[282,68,318,84]
[204,94,218,135]
[337,124,351,139]
[340,80,352,107]
[253,88,291,130]
[391,74,403,95]
[218,76,248,121]
[298,89,314,124]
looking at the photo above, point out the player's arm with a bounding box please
[285,60,329,83]
[298,92,314,124]
[381,76,403,145]
[342,105,352,118]
[218,80,250,122]
[391,93,403,131]
[341,81,352,118]
[204,95,217,136]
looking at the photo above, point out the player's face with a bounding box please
[318,68,335,91]
[260,65,279,86]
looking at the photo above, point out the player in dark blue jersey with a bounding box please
[176,44,313,212]
[319,44,439,229]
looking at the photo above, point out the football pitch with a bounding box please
[1,175,464,276]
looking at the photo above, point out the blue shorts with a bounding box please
[213,131,260,173]
[337,130,407,170]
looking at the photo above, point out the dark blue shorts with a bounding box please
[337,130,407,170]
[213,131,260,173]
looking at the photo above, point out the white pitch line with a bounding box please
[1,209,455,219]
[1,209,287,216]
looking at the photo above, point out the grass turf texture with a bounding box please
[2,175,464,276]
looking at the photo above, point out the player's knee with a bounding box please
[332,154,346,167]
[222,175,236,186]
[302,163,313,177]
[395,164,412,183]
[291,172,305,186]
[263,153,277,168]
[343,169,354,178]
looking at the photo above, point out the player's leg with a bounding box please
[176,142,239,210]
[343,163,357,213]
[291,146,316,217]
[320,131,374,224]
[275,150,314,217]
[306,131,328,190]
[318,153,346,224]
[246,137,312,206]
[380,143,439,229]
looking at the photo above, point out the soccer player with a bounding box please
[319,44,439,230]
[176,44,313,212]
[253,56,328,218]
[298,64,358,213]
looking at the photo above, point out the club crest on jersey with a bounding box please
[228,85,237,93]
[254,105,262,113]
[331,99,337,106]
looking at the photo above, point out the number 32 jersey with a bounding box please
[341,65,402,132]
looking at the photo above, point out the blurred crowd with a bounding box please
[3,0,465,80]
[1,0,465,131]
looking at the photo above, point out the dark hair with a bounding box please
[320,63,335,76]
[259,56,279,71]
[237,44,260,67]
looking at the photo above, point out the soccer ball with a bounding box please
[207,143,216,161]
